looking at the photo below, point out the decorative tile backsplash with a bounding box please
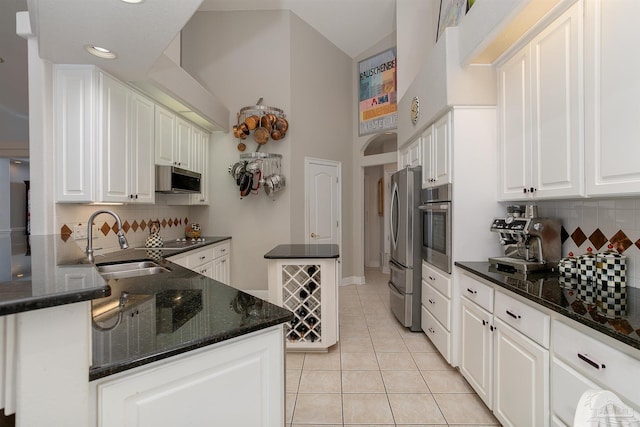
[535,198,640,288]
[56,204,191,255]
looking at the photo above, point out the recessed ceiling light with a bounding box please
[85,45,117,59]
[13,160,22,164]
[121,0,144,3]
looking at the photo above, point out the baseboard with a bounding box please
[340,276,366,286]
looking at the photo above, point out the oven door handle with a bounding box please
[418,203,450,211]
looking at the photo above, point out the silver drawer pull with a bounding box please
[428,327,435,334]
[221,248,226,252]
[578,353,605,370]
[428,276,436,281]
[467,288,477,295]
[506,310,521,320]
[428,299,435,304]
[199,256,206,260]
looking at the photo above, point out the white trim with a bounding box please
[341,276,366,286]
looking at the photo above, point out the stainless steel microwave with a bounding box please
[155,166,201,194]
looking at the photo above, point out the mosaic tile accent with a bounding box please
[100,222,111,236]
[571,227,588,247]
[59,215,193,241]
[610,230,633,253]
[561,226,569,244]
[589,228,608,250]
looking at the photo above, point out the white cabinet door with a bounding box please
[422,126,434,187]
[460,298,493,409]
[498,2,582,201]
[493,317,549,427]
[129,93,155,204]
[98,73,131,203]
[195,260,215,279]
[213,254,230,284]
[190,128,210,205]
[95,327,285,427]
[432,112,451,186]
[531,1,583,199]
[154,105,175,167]
[585,0,640,196]
[54,66,96,202]
[421,112,451,188]
[498,44,532,200]
[174,117,192,170]
[400,138,421,169]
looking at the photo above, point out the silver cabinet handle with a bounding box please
[428,299,435,304]
[467,288,477,295]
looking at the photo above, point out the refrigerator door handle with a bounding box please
[390,181,398,249]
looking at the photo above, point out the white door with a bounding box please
[305,158,341,246]
[460,298,493,409]
[130,92,155,204]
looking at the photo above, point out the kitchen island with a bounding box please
[265,244,339,351]
[0,235,292,427]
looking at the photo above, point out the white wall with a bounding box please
[364,165,384,268]
[182,10,352,291]
[396,0,440,100]
[0,160,10,232]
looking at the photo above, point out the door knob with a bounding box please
[310,233,317,238]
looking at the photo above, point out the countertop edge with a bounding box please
[455,262,640,351]
[89,313,292,381]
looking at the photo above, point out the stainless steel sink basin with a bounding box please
[97,261,171,280]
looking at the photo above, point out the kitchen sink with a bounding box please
[96,261,171,280]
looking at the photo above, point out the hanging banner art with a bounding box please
[358,47,397,136]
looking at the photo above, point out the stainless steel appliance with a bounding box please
[155,166,202,194]
[389,166,422,331]
[489,204,561,273]
[419,184,452,274]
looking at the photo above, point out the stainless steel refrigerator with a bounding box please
[388,166,422,331]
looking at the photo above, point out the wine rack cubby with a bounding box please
[268,258,338,351]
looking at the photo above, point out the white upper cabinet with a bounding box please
[421,112,451,189]
[154,105,175,167]
[55,66,155,204]
[399,137,421,169]
[129,93,156,204]
[498,2,583,201]
[98,74,155,204]
[54,66,96,203]
[585,0,640,196]
[175,117,192,171]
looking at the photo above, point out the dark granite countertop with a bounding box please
[0,234,292,380]
[264,244,340,259]
[456,262,640,351]
[0,235,232,315]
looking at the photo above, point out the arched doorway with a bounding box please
[361,132,397,275]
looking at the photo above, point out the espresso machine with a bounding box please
[489,205,561,273]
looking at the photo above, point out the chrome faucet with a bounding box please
[86,209,129,263]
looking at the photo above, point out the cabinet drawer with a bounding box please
[186,247,215,268]
[422,262,451,298]
[421,306,450,362]
[167,254,188,268]
[495,291,550,348]
[459,272,494,313]
[421,281,451,330]
[213,241,230,259]
[552,320,640,409]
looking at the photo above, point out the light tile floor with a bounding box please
[285,267,501,426]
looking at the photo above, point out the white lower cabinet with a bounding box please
[494,317,549,427]
[551,319,640,422]
[421,262,452,363]
[91,326,285,427]
[167,241,231,283]
[460,298,493,408]
[458,274,549,427]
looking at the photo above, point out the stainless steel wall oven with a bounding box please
[419,184,452,274]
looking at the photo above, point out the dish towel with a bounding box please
[573,389,640,426]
